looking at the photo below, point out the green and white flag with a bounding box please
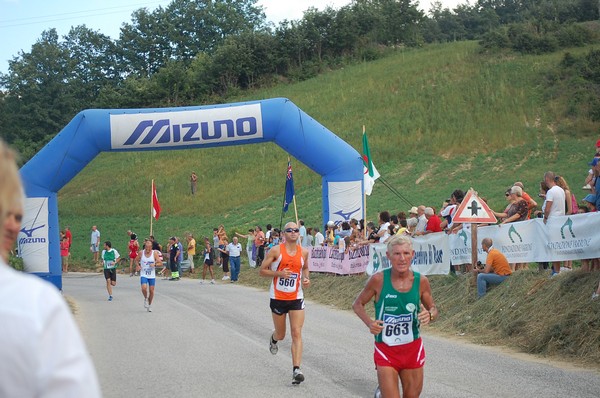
[362,130,380,195]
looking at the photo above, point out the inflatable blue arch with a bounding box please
[19,98,364,289]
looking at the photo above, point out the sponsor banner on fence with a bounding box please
[309,233,451,276]
[308,245,370,275]
[450,212,600,264]
[19,197,49,273]
[309,213,600,275]
[365,234,451,276]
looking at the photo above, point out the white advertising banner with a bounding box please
[312,213,600,276]
[327,181,363,223]
[110,103,264,149]
[18,197,50,273]
[449,212,600,264]
[366,234,452,276]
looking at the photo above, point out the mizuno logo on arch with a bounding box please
[110,104,263,149]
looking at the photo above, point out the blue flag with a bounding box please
[283,161,295,212]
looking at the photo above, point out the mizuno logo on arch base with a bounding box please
[110,104,263,149]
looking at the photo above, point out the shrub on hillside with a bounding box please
[554,23,594,47]
[546,49,600,125]
[480,22,596,54]
[479,29,511,50]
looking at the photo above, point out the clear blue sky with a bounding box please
[0,0,460,75]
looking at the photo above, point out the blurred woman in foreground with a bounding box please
[0,139,101,397]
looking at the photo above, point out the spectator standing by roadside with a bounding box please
[254,226,266,267]
[236,229,257,268]
[514,182,537,219]
[366,222,379,243]
[584,157,600,212]
[543,171,566,276]
[349,219,361,244]
[190,172,198,195]
[555,176,577,215]
[415,205,427,234]
[582,140,600,189]
[227,236,243,283]
[186,233,196,274]
[65,225,72,249]
[474,238,512,298]
[496,186,529,271]
[200,238,216,284]
[313,227,325,246]
[60,236,70,273]
[128,233,140,277]
[150,235,166,278]
[495,186,528,224]
[101,241,120,301]
[396,219,409,236]
[325,221,336,246]
[376,211,391,242]
[408,206,418,222]
[168,237,180,281]
[417,207,442,235]
[219,237,231,281]
[177,237,184,276]
[299,220,308,247]
[305,227,314,247]
[217,225,228,267]
[212,228,221,267]
[90,225,101,264]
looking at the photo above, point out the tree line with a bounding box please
[0,0,597,162]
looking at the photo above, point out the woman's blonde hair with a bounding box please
[555,175,571,192]
[0,139,24,245]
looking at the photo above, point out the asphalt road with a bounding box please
[63,272,600,398]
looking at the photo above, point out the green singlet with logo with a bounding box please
[374,268,421,346]
[103,249,117,269]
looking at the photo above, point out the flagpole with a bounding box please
[363,125,368,240]
[290,155,298,225]
[150,180,154,237]
[293,195,299,226]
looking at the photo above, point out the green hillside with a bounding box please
[58,41,597,258]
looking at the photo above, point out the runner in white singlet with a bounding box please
[137,239,162,312]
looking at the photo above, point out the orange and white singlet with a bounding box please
[269,243,305,301]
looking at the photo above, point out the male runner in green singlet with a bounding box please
[353,235,438,398]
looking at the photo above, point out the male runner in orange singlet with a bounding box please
[259,221,310,385]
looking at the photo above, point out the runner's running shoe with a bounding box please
[374,385,382,398]
[269,333,278,355]
[292,368,304,385]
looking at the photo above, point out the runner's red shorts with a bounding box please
[373,338,425,371]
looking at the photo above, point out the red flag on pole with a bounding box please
[152,181,161,220]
